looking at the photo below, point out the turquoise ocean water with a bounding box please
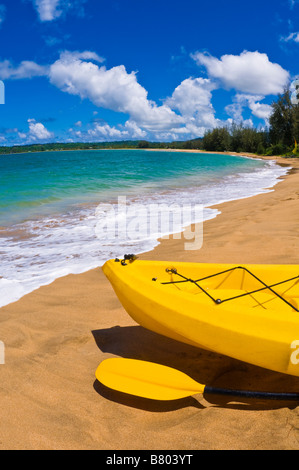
[0,149,289,307]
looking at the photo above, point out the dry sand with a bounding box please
[1,155,299,450]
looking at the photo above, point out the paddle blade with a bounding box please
[96,358,204,401]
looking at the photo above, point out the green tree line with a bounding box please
[200,88,299,156]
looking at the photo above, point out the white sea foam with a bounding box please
[0,159,289,308]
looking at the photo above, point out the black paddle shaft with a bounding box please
[205,386,299,401]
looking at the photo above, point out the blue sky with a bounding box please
[0,0,298,145]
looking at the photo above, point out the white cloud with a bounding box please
[123,120,147,139]
[0,60,48,80]
[59,50,104,63]
[32,0,86,22]
[166,78,215,115]
[87,123,124,140]
[26,119,54,141]
[281,32,299,43]
[166,77,219,132]
[49,55,143,113]
[33,0,62,22]
[18,132,27,140]
[72,119,147,142]
[225,94,272,123]
[49,51,182,132]
[247,99,272,121]
[192,50,290,95]
[0,51,103,81]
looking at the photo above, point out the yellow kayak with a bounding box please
[102,256,299,377]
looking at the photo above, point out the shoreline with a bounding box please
[0,145,291,159]
[142,155,299,264]
[1,154,299,449]
[0,150,287,308]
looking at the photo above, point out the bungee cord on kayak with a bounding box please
[162,266,299,312]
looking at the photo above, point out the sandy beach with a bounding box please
[1,154,299,450]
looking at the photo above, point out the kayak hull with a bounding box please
[102,259,299,377]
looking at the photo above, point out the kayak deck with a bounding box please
[102,259,299,377]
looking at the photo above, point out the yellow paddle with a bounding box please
[96,358,299,402]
